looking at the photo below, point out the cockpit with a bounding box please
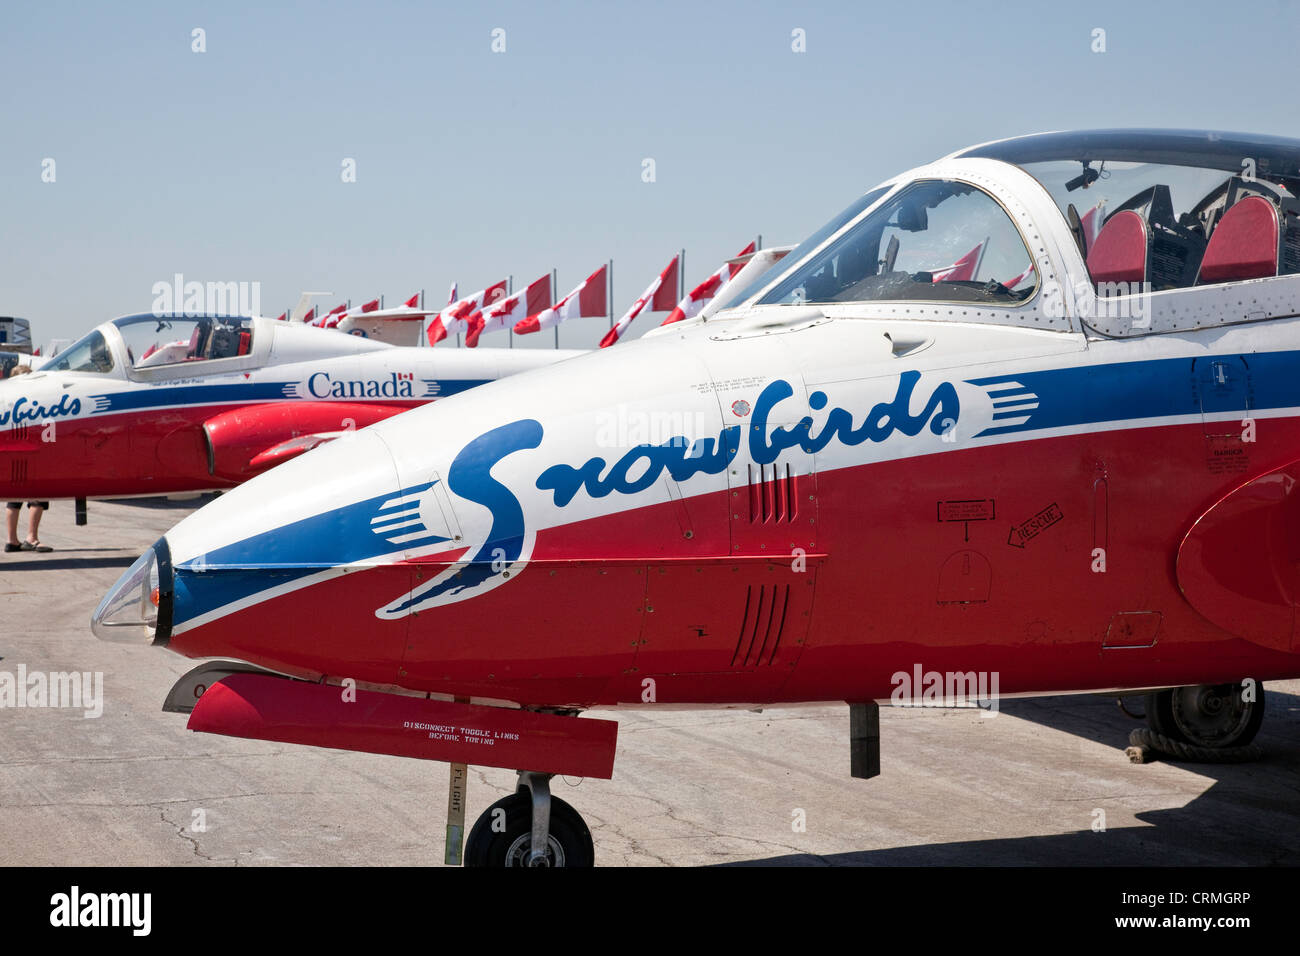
[962,129,1300,293]
[118,315,256,369]
[725,129,1300,330]
[41,314,259,379]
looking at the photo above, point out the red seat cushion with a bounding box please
[1198,195,1279,283]
[1088,210,1148,286]
[237,330,251,355]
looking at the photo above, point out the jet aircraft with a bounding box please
[0,312,582,507]
[97,130,1300,865]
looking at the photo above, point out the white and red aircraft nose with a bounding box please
[90,337,733,703]
[93,427,419,679]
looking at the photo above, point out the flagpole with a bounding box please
[608,259,614,332]
[679,248,686,301]
[551,268,558,350]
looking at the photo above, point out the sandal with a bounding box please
[21,540,52,553]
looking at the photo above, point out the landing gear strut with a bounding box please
[464,771,595,867]
[1145,680,1265,749]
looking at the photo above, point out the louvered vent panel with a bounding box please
[731,584,791,667]
[746,463,799,524]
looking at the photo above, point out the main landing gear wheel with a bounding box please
[1145,681,1265,749]
[464,772,594,867]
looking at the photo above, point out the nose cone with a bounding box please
[92,537,173,644]
[99,429,414,680]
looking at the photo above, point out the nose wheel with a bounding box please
[1145,680,1265,749]
[464,771,595,867]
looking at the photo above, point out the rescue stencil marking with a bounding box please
[1007,503,1063,548]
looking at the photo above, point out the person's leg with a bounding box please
[26,504,44,545]
[5,504,19,547]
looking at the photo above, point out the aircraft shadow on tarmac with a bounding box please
[728,690,1300,867]
[98,494,221,511]
[0,553,139,572]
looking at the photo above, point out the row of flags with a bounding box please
[413,240,758,349]
[273,293,427,328]
[273,199,1108,346]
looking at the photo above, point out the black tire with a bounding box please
[464,791,594,867]
[1145,681,1265,748]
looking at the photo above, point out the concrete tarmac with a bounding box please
[2,499,1297,866]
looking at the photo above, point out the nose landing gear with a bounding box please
[464,771,595,867]
[1146,680,1265,749]
[1126,679,1266,763]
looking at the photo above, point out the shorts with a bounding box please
[6,501,49,510]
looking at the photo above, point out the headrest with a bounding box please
[1197,195,1280,283]
[1088,210,1148,286]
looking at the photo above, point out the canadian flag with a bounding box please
[663,241,755,325]
[465,275,552,348]
[274,311,287,322]
[600,255,679,348]
[427,280,509,346]
[447,283,458,306]
[319,302,350,328]
[403,291,422,309]
[931,241,986,282]
[514,264,607,335]
[320,297,380,328]
[301,307,316,325]
[1002,263,1036,289]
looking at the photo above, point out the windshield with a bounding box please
[44,329,116,374]
[757,180,1036,307]
[727,186,892,307]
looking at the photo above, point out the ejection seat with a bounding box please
[1195,195,1281,283]
[1087,209,1148,289]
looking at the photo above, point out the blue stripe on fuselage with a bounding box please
[91,379,491,414]
[967,350,1300,438]
[93,383,294,412]
[173,480,443,625]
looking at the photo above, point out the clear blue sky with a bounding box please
[3,0,1298,348]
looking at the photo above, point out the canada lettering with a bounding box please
[307,372,414,400]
